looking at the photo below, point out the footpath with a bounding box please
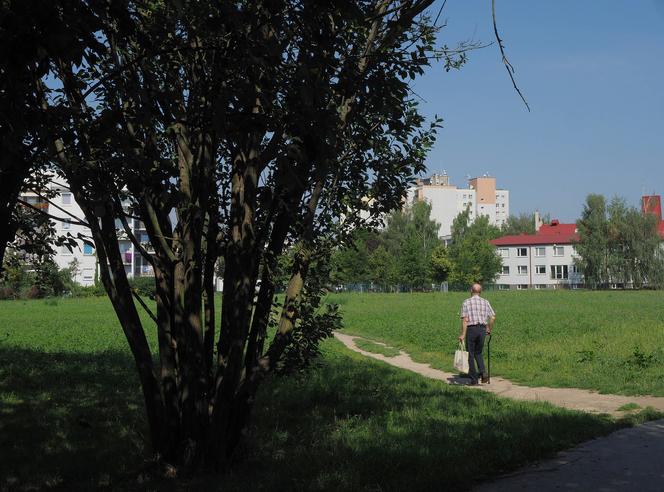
[334,332,664,492]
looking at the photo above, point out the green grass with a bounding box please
[0,294,661,490]
[354,338,401,357]
[617,402,642,412]
[331,290,664,396]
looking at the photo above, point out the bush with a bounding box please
[70,284,106,297]
[129,276,156,297]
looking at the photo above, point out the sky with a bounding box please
[413,0,664,222]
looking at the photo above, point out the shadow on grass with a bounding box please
[0,347,147,491]
[0,341,624,492]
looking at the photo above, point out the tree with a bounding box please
[382,200,440,290]
[501,212,550,235]
[448,209,502,289]
[576,194,663,289]
[575,194,609,288]
[430,244,452,283]
[330,229,376,285]
[368,245,399,290]
[24,0,472,473]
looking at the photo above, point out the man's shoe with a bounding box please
[468,379,479,386]
[481,374,490,384]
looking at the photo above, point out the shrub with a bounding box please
[129,276,156,297]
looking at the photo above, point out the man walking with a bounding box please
[458,283,495,385]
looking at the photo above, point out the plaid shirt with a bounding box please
[460,295,495,326]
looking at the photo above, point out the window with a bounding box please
[537,284,548,289]
[62,219,71,230]
[517,265,528,275]
[535,265,546,274]
[534,247,545,257]
[572,264,580,274]
[550,265,569,279]
[516,284,528,290]
[498,248,509,258]
[516,248,527,257]
[501,266,510,275]
[553,246,564,256]
[498,284,509,290]
[61,193,72,205]
[83,243,95,255]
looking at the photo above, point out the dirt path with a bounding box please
[334,332,664,416]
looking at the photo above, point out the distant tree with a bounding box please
[606,197,664,288]
[368,245,398,290]
[383,200,440,290]
[430,244,453,283]
[500,212,550,235]
[575,194,609,288]
[448,209,502,289]
[331,229,376,284]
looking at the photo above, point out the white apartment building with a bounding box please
[22,178,153,286]
[490,221,583,289]
[407,172,509,239]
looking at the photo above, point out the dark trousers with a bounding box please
[466,324,486,382]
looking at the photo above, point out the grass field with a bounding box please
[0,293,661,490]
[332,290,664,396]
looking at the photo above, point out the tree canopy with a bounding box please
[0,0,475,473]
[576,194,664,289]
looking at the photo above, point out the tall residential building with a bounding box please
[20,178,153,286]
[406,172,509,239]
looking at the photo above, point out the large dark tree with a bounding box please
[21,0,474,473]
[0,0,102,270]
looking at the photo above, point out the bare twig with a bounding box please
[16,198,89,227]
[492,0,530,112]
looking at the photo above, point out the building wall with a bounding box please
[47,179,153,286]
[494,243,583,289]
[408,175,510,239]
[48,182,99,286]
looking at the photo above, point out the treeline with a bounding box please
[576,194,664,289]
[331,202,503,291]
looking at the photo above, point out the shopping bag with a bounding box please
[454,341,469,374]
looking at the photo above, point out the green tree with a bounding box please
[430,244,453,283]
[368,245,398,290]
[606,197,664,288]
[383,200,440,290]
[331,229,376,284]
[24,0,471,471]
[575,194,609,288]
[448,209,502,289]
[501,212,551,235]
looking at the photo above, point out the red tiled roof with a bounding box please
[491,233,579,246]
[490,221,578,246]
[538,223,577,235]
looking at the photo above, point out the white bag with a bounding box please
[454,341,469,374]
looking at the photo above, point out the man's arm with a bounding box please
[459,316,468,342]
[487,315,495,335]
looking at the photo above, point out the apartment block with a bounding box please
[490,220,583,290]
[407,172,509,239]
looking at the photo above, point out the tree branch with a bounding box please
[492,0,530,112]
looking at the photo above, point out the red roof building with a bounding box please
[489,219,582,290]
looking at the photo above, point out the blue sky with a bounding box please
[414,0,664,222]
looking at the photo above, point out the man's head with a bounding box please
[470,283,482,296]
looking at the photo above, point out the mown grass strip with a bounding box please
[354,338,400,357]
